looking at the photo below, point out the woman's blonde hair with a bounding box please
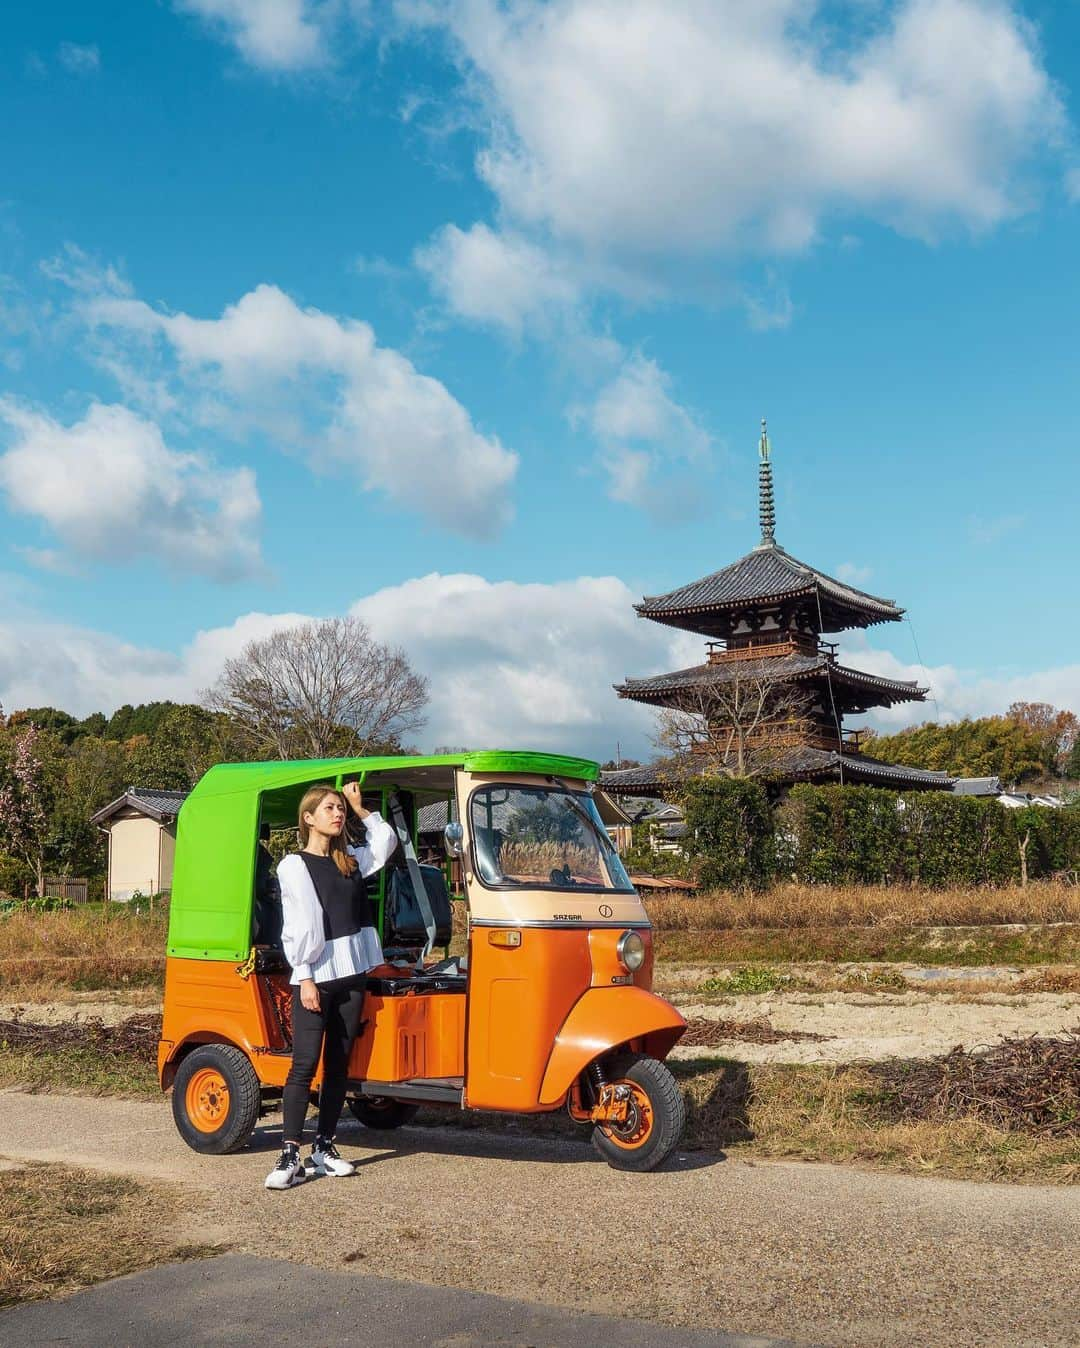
[297,784,357,877]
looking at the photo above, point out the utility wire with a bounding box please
[905,615,939,721]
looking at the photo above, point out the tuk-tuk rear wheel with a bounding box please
[346,1096,420,1130]
[590,1053,686,1173]
[172,1044,261,1154]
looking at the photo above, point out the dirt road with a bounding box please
[2,1091,1076,1347]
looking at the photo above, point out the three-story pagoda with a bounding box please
[603,422,952,795]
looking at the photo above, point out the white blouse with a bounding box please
[277,811,397,986]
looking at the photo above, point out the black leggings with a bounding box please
[282,976,366,1143]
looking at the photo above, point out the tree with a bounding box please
[866,716,1051,783]
[0,720,52,894]
[653,668,814,779]
[204,616,429,760]
[1007,702,1078,776]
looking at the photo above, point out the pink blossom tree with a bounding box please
[0,713,50,897]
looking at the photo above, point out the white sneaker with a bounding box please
[265,1145,306,1189]
[310,1137,355,1177]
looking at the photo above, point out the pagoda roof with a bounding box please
[600,749,953,796]
[636,542,903,636]
[616,651,926,708]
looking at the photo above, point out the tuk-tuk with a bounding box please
[160,750,687,1171]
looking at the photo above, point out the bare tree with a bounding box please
[653,668,815,779]
[204,617,429,760]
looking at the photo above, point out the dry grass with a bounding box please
[0,1162,216,1306]
[699,1061,1080,1184]
[645,880,1080,930]
[0,906,166,998]
[654,923,1080,967]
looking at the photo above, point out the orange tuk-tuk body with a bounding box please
[161,751,686,1170]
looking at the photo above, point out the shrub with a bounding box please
[675,779,1080,889]
[679,778,774,890]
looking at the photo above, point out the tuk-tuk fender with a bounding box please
[158,1024,257,1091]
[538,987,686,1107]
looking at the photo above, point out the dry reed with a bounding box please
[644,880,1080,931]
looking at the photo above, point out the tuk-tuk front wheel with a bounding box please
[347,1096,420,1130]
[171,1044,261,1154]
[590,1053,686,1173]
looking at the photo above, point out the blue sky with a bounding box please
[1,1,1079,760]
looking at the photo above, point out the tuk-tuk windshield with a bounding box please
[469,785,634,893]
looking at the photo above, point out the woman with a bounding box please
[266,780,397,1190]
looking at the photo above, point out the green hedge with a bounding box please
[681,779,775,890]
[677,780,1080,888]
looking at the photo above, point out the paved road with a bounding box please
[2,1091,1078,1347]
[1,1254,797,1347]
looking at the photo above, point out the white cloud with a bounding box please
[840,638,1080,732]
[417,0,1066,259]
[966,512,1027,546]
[415,222,582,338]
[836,561,873,585]
[0,400,262,580]
[57,42,101,74]
[174,0,337,70]
[579,353,712,518]
[742,273,795,332]
[78,281,518,540]
[0,572,702,760]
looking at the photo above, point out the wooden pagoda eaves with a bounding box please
[615,651,928,711]
[635,543,903,636]
[601,750,954,797]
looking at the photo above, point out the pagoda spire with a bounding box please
[758,417,776,546]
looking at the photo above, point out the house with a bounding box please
[952,777,1003,798]
[90,787,188,901]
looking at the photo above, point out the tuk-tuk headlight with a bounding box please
[617,930,645,972]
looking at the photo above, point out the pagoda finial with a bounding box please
[758,417,776,545]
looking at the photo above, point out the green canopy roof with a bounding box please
[168,750,600,962]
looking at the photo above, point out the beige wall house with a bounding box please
[91,788,188,902]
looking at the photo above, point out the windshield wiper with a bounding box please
[558,788,618,857]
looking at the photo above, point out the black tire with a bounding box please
[171,1044,261,1155]
[590,1053,686,1173]
[346,1096,420,1130]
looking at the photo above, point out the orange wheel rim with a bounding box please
[186,1067,230,1132]
[601,1081,654,1150]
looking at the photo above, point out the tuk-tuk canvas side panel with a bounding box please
[168,794,259,961]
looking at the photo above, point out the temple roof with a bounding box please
[600,750,953,796]
[636,542,904,636]
[616,651,927,708]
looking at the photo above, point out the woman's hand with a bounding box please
[342,781,369,818]
[300,978,321,1013]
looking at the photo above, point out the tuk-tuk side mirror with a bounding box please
[444,822,464,857]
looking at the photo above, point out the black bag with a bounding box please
[385,864,453,947]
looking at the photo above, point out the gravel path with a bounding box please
[2,1091,1077,1347]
